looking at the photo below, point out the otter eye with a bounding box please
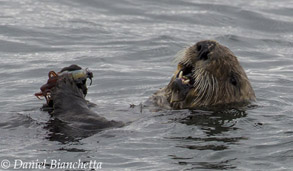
[230,74,238,86]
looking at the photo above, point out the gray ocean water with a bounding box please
[1,0,293,170]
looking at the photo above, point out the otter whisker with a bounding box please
[207,74,219,105]
[181,58,192,67]
[211,75,216,104]
[202,73,210,101]
[191,69,217,106]
[205,74,213,105]
[192,70,208,104]
[213,76,219,105]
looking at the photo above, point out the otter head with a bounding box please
[159,40,256,109]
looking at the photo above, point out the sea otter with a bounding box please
[50,74,123,131]
[150,40,256,110]
[36,65,123,139]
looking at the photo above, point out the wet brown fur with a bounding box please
[51,75,123,130]
[151,40,256,109]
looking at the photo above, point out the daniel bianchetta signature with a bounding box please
[1,159,102,170]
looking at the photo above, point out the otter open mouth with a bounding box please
[170,64,195,103]
[176,63,195,85]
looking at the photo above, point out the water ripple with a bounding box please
[1,0,293,170]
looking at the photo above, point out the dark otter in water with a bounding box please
[36,65,123,141]
[150,40,256,109]
[50,74,123,131]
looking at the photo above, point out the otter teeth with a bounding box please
[178,71,190,84]
[182,79,190,84]
[179,71,183,79]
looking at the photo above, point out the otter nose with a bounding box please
[196,41,215,60]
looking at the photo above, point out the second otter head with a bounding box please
[165,40,256,109]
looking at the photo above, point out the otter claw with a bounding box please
[179,71,183,79]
